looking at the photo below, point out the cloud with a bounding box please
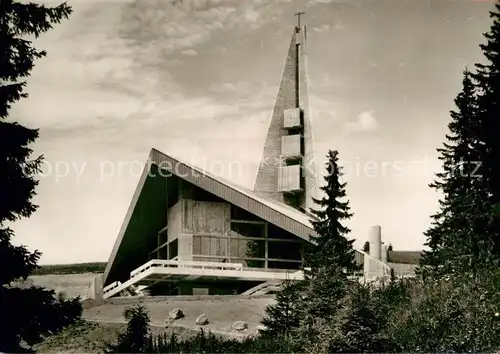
[116,0,284,59]
[11,0,292,155]
[182,49,198,56]
[343,110,378,133]
[333,19,346,30]
[312,24,330,33]
[209,80,259,94]
[209,80,276,111]
[311,22,344,33]
[307,0,362,6]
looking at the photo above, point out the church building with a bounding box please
[100,20,387,299]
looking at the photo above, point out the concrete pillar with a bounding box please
[369,225,382,261]
[363,253,371,279]
[88,274,103,300]
[381,244,388,263]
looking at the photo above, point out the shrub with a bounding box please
[389,267,500,352]
[306,281,400,353]
[106,305,151,353]
[261,279,305,336]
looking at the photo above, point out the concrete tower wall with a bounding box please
[254,26,317,212]
[253,29,298,204]
[369,225,382,260]
[298,26,318,212]
[381,244,388,263]
[88,274,103,300]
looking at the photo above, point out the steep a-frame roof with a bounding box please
[103,148,318,286]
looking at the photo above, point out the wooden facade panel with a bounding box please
[193,235,227,262]
[182,200,230,234]
[167,200,182,242]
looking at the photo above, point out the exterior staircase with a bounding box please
[241,280,283,296]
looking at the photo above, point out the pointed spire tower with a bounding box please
[254,14,317,213]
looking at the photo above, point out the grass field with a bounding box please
[27,273,98,299]
[388,251,422,264]
[33,262,107,275]
[84,296,274,334]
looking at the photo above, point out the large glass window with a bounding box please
[192,235,228,261]
[268,223,300,240]
[230,222,265,239]
[268,241,303,261]
[158,227,168,245]
[168,239,178,260]
[187,213,305,270]
[191,186,224,202]
[229,238,265,259]
[231,206,261,221]
[229,221,266,267]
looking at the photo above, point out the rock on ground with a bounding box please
[233,321,248,331]
[196,314,209,325]
[168,308,184,320]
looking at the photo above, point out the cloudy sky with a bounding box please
[10,0,495,264]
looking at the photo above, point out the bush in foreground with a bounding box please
[390,267,500,352]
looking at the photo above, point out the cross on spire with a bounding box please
[294,11,306,28]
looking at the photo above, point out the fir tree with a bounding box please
[260,280,305,337]
[304,149,357,275]
[106,306,152,353]
[261,150,357,348]
[420,70,487,276]
[422,3,500,276]
[328,283,395,353]
[293,150,357,348]
[0,1,80,352]
[472,2,500,259]
[298,264,349,328]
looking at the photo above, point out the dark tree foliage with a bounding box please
[421,3,500,276]
[295,264,350,348]
[304,149,358,275]
[260,279,305,336]
[261,150,358,350]
[472,3,500,257]
[362,240,370,252]
[392,267,500,353]
[106,306,151,353]
[420,70,488,275]
[0,287,82,352]
[328,283,396,353]
[0,1,80,352]
[281,150,357,349]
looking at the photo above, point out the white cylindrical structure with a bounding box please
[88,275,103,300]
[381,244,388,263]
[369,225,382,260]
